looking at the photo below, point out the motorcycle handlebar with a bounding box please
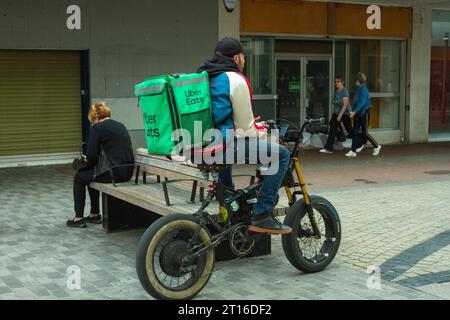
[265,117,325,138]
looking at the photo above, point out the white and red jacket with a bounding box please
[209,71,266,140]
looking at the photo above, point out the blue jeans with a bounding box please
[351,111,378,152]
[351,112,367,152]
[219,138,291,215]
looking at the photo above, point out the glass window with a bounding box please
[241,38,253,80]
[242,38,276,120]
[334,41,346,83]
[275,40,332,54]
[349,40,401,129]
[242,38,274,95]
[429,10,450,136]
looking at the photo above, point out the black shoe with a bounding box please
[85,214,102,224]
[66,219,87,228]
[248,213,292,234]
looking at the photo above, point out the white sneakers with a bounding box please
[320,144,381,157]
[373,145,382,156]
[345,145,382,157]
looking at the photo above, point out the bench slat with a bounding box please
[135,148,209,183]
[90,181,219,216]
[91,148,288,219]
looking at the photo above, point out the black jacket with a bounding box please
[86,119,134,179]
[197,53,240,77]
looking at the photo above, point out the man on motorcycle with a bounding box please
[198,37,292,234]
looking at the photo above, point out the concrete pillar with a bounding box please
[218,0,240,40]
[408,6,432,143]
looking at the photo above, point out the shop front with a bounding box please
[429,9,450,141]
[240,0,411,144]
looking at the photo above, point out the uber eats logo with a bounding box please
[185,89,205,106]
[143,113,160,138]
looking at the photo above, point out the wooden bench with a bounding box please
[90,155,209,230]
[90,148,288,226]
[90,177,219,232]
[133,148,212,206]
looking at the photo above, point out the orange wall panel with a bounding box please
[335,4,411,38]
[241,0,412,38]
[241,0,328,35]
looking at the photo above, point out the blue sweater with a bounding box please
[352,84,372,115]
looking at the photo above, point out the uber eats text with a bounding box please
[143,113,160,138]
[185,89,205,105]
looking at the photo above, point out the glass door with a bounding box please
[276,56,331,128]
[304,58,331,122]
[276,59,302,127]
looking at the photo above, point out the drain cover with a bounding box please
[424,170,450,176]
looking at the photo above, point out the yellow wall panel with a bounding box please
[0,50,82,156]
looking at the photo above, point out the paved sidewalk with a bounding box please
[0,142,449,300]
[0,166,438,300]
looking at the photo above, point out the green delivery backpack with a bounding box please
[135,71,214,155]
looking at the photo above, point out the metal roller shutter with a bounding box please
[0,50,81,157]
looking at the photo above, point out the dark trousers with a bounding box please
[351,111,379,152]
[325,113,352,151]
[73,167,133,218]
[73,168,111,218]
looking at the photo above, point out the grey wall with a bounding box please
[408,5,432,143]
[0,0,219,148]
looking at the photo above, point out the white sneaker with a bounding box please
[356,145,365,153]
[345,151,357,157]
[373,145,382,156]
[319,149,333,154]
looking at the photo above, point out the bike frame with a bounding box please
[183,119,327,264]
[185,136,322,263]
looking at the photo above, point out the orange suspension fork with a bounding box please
[291,157,311,205]
[290,156,321,238]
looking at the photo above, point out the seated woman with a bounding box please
[67,102,135,228]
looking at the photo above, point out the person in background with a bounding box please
[346,72,382,158]
[320,76,352,154]
[67,102,135,228]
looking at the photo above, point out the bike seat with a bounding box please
[189,142,226,157]
[184,142,228,172]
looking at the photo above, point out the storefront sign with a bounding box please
[289,82,301,92]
